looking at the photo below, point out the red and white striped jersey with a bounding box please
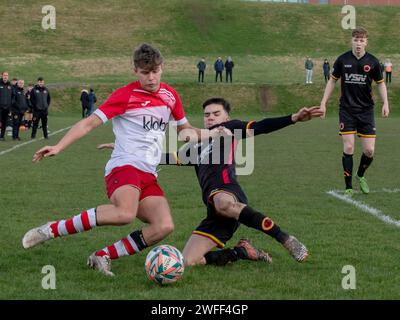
[94,81,187,176]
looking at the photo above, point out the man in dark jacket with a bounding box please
[197,58,206,83]
[30,77,51,139]
[0,71,13,141]
[214,57,224,82]
[11,79,29,140]
[225,56,234,83]
[25,84,34,129]
[323,59,330,83]
[80,89,89,118]
[88,88,97,116]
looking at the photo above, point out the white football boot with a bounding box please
[283,235,309,262]
[87,253,115,277]
[22,222,55,249]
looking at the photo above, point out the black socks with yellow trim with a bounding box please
[204,248,245,266]
[238,206,289,244]
[342,152,353,189]
[357,153,373,177]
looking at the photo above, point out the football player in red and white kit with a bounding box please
[22,44,227,276]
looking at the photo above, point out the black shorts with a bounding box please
[193,184,248,248]
[339,108,376,138]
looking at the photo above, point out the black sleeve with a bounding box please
[30,90,36,108]
[371,59,384,83]
[249,115,294,136]
[11,91,16,108]
[223,117,294,139]
[331,56,342,80]
[223,120,249,139]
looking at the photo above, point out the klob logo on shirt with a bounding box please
[143,116,167,131]
[363,65,371,72]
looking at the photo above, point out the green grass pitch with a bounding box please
[0,114,399,299]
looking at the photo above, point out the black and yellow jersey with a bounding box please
[162,116,294,204]
[331,50,383,112]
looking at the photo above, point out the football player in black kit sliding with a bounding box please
[99,98,323,266]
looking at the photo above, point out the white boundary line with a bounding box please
[333,188,400,194]
[326,190,400,228]
[0,126,73,156]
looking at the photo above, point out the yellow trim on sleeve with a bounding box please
[246,121,255,130]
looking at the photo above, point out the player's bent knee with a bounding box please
[156,221,175,238]
[117,210,136,225]
[214,199,235,217]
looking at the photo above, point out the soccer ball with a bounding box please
[145,244,185,284]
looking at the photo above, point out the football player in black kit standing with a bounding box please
[319,27,390,196]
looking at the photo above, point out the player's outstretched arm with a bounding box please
[377,82,390,118]
[176,122,231,142]
[319,78,337,119]
[32,114,103,163]
[244,107,323,138]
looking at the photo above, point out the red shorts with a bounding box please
[105,165,164,200]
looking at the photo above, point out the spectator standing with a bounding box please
[88,88,97,116]
[197,58,206,83]
[323,59,330,83]
[305,57,314,84]
[225,56,234,83]
[214,57,224,82]
[11,79,29,140]
[80,89,89,118]
[25,84,34,128]
[384,59,392,84]
[0,71,12,141]
[30,77,51,139]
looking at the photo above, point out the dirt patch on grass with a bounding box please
[259,85,277,112]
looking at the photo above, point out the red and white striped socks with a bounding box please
[50,208,97,238]
[95,230,148,260]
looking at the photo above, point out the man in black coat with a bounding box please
[30,77,51,139]
[0,71,13,141]
[11,79,29,140]
[197,58,206,83]
[80,89,89,118]
[225,56,234,83]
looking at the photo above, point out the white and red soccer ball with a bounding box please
[145,245,185,284]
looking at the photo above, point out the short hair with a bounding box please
[352,27,368,38]
[133,43,163,71]
[37,77,44,81]
[202,97,231,114]
[12,78,18,81]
